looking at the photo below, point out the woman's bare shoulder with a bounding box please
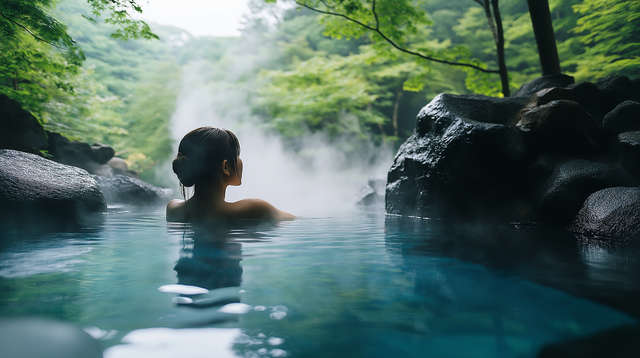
[227,199,295,221]
[166,199,186,221]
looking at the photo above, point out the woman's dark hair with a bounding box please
[172,127,240,188]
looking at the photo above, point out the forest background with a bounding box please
[1,0,638,186]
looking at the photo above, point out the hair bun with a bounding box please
[172,154,196,187]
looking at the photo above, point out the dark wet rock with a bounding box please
[93,174,170,205]
[89,144,115,164]
[47,132,116,175]
[386,94,530,219]
[538,324,640,358]
[603,100,640,134]
[516,100,600,155]
[529,87,579,106]
[0,149,105,222]
[565,81,611,121]
[597,75,640,105]
[617,131,640,177]
[538,160,635,223]
[415,93,528,134]
[0,94,48,153]
[572,187,640,240]
[107,157,137,177]
[356,179,385,206]
[514,74,575,97]
[0,318,102,358]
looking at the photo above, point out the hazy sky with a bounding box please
[141,0,251,37]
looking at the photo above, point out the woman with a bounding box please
[166,127,294,222]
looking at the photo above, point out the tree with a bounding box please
[526,0,561,75]
[280,0,510,96]
[0,0,158,121]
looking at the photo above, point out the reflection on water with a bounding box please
[0,208,639,357]
[175,226,245,290]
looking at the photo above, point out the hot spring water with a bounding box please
[0,207,638,357]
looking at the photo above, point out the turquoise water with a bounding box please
[0,207,637,357]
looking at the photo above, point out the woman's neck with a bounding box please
[193,182,227,207]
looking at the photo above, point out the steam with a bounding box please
[167,61,392,217]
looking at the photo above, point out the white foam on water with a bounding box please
[157,284,208,295]
[218,302,252,314]
[104,327,242,358]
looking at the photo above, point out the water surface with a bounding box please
[0,207,638,357]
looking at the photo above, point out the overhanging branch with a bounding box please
[295,1,499,74]
[0,11,65,50]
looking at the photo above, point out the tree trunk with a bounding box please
[481,0,510,97]
[490,0,509,97]
[392,88,403,137]
[526,0,561,75]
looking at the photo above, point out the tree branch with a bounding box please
[479,0,498,44]
[0,11,65,49]
[372,0,379,30]
[295,1,498,74]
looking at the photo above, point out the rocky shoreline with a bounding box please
[386,74,640,242]
[0,94,170,224]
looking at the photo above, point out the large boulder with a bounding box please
[0,94,48,153]
[572,187,640,241]
[538,160,635,223]
[597,75,640,106]
[386,94,530,219]
[516,100,600,155]
[603,100,640,134]
[514,74,575,97]
[528,87,580,106]
[90,144,115,164]
[616,131,640,178]
[0,149,105,223]
[47,132,115,175]
[0,318,102,358]
[93,174,170,205]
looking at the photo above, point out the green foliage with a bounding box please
[3,0,639,183]
[84,0,158,40]
[0,0,83,63]
[118,63,180,180]
[571,0,640,80]
[0,0,176,184]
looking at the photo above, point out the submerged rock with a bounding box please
[93,174,170,205]
[0,149,105,223]
[0,94,48,153]
[572,187,640,241]
[386,94,530,219]
[0,318,102,358]
[538,324,640,358]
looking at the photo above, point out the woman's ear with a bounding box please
[222,159,231,176]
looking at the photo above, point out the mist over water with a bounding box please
[167,61,393,217]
